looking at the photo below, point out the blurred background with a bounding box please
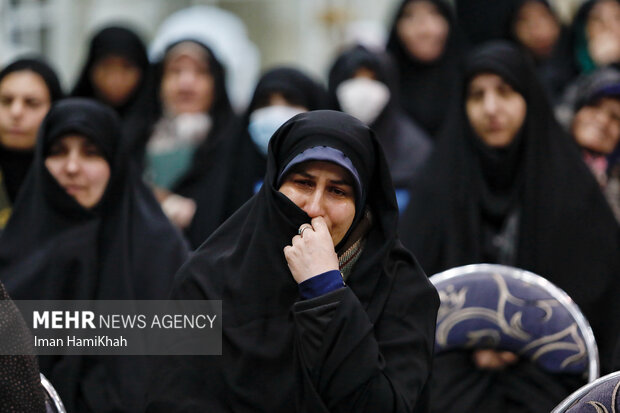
[0,0,586,106]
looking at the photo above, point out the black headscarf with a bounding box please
[0,58,63,103]
[71,26,154,162]
[145,39,237,177]
[141,39,239,248]
[505,0,575,103]
[145,110,439,412]
[328,45,432,189]
[71,26,148,114]
[0,98,189,412]
[0,57,63,205]
[455,0,517,46]
[399,41,620,372]
[211,67,328,246]
[386,0,464,137]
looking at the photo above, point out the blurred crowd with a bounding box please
[0,0,619,412]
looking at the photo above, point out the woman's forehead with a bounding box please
[289,160,354,184]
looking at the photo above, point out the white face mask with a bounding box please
[336,77,390,125]
[248,105,304,155]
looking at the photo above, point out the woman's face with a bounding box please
[90,55,142,107]
[572,97,620,154]
[279,161,355,246]
[45,134,111,208]
[586,0,620,66]
[0,71,51,150]
[396,0,450,63]
[160,45,215,115]
[466,73,527,147]
[513,1,560,58]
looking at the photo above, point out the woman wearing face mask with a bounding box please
[399,41,620,411]
[386,0,464,138]
[145,110,439,412]
[505,0,574,103]
[0,57,63,229]
[71,26,151,157]
[0,98,189,412]
[143,37,238,237]
[220,67,328,225]
[328,45,432,211]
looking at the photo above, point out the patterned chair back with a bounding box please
[430,264,599,381]
[552,371,620,412]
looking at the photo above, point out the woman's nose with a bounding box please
[482,93,498,115]
[9,100,24,118]
[64,152,81,174]
[303,191,325,218]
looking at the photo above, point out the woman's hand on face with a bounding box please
[284,217,340,284]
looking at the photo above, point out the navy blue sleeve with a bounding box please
[298,270,345,300]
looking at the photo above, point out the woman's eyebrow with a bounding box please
[329,179,352,186]
[295,171,315,179]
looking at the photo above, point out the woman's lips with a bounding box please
[63,184,85,195]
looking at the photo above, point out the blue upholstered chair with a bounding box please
[430,264,599,381]
[41,373,66,413]
[552,371,620,412]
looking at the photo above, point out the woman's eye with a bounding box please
[25,99,42,108]
[467,90,483,101]
[294,179,313,188]
[47,144,66,156]
[331,187,348,197]
[83,145,103,157]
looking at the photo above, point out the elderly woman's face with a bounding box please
[279,161,355,246]
[45,134,111,208]
[466,73,527,147]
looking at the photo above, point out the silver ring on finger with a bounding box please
[298,224,312,238]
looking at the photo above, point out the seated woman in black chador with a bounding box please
[399,41,620,412]
[0,98,189,412]
[146,110,439,412]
